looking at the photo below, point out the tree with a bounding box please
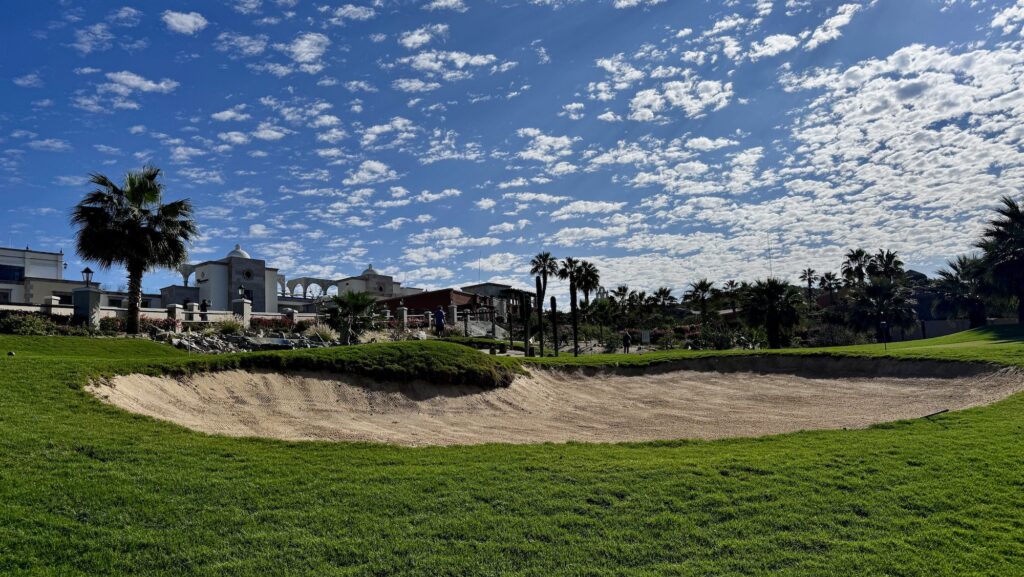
[934,254,991,328]
[71,167,196,334]
[841,248,870,286]
[721,280,741,314]
[818,272,841,304]
[324,291,379,345]
[557,257,581,356]
[798,268,818,306]
[742,278,802,349]
[530,251,558,302]
[867,249,905,283]
[653,286,677,308]
[977,195,1024,323]
[684,278,715,320]
[847,279,917,342]
[576,260,601,307]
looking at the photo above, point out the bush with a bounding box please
[304,323,339,342]
[139,317,181,334]
[215,317,245,336]
[251,317,294,332]
[0,312,61,336]
[99,317,126,334]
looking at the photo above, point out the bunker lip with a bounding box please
[86,355,1024,447]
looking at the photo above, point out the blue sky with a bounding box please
[3,0,1024,297]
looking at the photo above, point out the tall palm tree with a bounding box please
[684,278,715,320]
[742,278,803,349]
[934,254,990,328]
[610,285,630,309]
[529,251,558,301]
[721,280,741,314]
[557,257,581,356]
[576,260,601,307]
[818,272,841,305]
[977,195,1024,323]
[653,286,677,308]
[798,268,818,305]
[848,278,917,342]
[71,167,196,334]
[867,249,905,283]
[841,248,870,286]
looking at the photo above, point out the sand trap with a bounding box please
[87,362,1024,446]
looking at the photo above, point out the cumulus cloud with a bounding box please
[423,0,468,12]
[392,78,442,92]
[276,32,331,73]
[399,24,449,50]
[162,11,208,35]
[105,71,179,93]
[211,104,251,121]
[629,75,733,121]
[215,32,269,57]
[550,200,628,221]
[343,160,399,185]
[748,34,800,61]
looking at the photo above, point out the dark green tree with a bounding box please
[742,278,803,349]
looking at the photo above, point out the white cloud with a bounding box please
[805,4,862,50]
[108,7,143,27]
[361,117,418,148]
[613,0,666,7]
[215,32,269,57]
[72,24,114,54]
[392,78,442,92]
[559,102,585,120]
[320,4,377,25]
[105,71,179,93]
[992,1,1024,35]
[211,104,251,121]
[748,34,800,61]
[162,11,208,35]
[251,122,292,141]
[629,75,733,121]
[423,0,468,12]
[686,136,738,151]
[399,24,448,50]
[218,131,251,145]
[475,198,496,210]
[13,73,43,88]
[343,160,398,185]
[550,200,627,221]
[417,188,462,202]
[276,32,330,73]
[345,80,378,92]
[28,139,71,152]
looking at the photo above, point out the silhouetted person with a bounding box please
[622,330,632,354]
[434,306,446,335]
[200,299,209,322]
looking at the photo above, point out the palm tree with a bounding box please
[557,257,581,356]
[325,291,378,345]
[576,260,601,307]
[977,195,1024,323]
[71,167,196,334]
[934,254,990,328]
[818,272,841,304]
[530,251,558,301]
[867,249,905,283]
[848,278,917,342]
[684,278,715,320]
[841,248,870,286]
[721,280,741,314]
[742,278,803,349]
[653,286,677,308]
[610,285,630,308]
[798,268,818,306]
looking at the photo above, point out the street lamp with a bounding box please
[237,284,246,299]
[81,267,94,288]
[880,320,888,351]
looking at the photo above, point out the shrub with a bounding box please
[216,317,245,336]
[304,323,339,342]
[99,317,126,334]
[251,317,294,332]
[294,320,313,333]
[0,312,61,336]
[139,316,181,334]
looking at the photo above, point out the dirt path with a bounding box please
[87,367,1024,446]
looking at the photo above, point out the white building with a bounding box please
[0,247,65,304]
[172,245,281,312]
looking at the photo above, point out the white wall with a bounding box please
[264,270,278,312]
[196,262,229,308]
[0,248,63,280]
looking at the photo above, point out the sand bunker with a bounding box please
[87,361,1024,446]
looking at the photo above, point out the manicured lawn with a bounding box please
[1,329,1023,575]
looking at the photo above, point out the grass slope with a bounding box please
[0,329,1023,575]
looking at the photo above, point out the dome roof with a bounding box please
[362,264,378,276]
[227,244,251,259]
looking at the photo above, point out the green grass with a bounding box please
[2,328,1024,575]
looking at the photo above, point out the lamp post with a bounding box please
[81,267,94,288]
[880,320,888,351]
[238,284,245,299]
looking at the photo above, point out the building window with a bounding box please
[55,293,72,305]
[0,290,10,304]
[108,298,124,308]
[0,265,25,282]
[141,299,152,308]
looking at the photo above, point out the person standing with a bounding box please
[434,306,446,335]
[622,330,632,354]
[200,298,209,322]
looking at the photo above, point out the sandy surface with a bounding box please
[88,367,1024,446]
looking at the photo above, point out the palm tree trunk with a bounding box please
[570,279,579,357]
[126,261,145,335]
